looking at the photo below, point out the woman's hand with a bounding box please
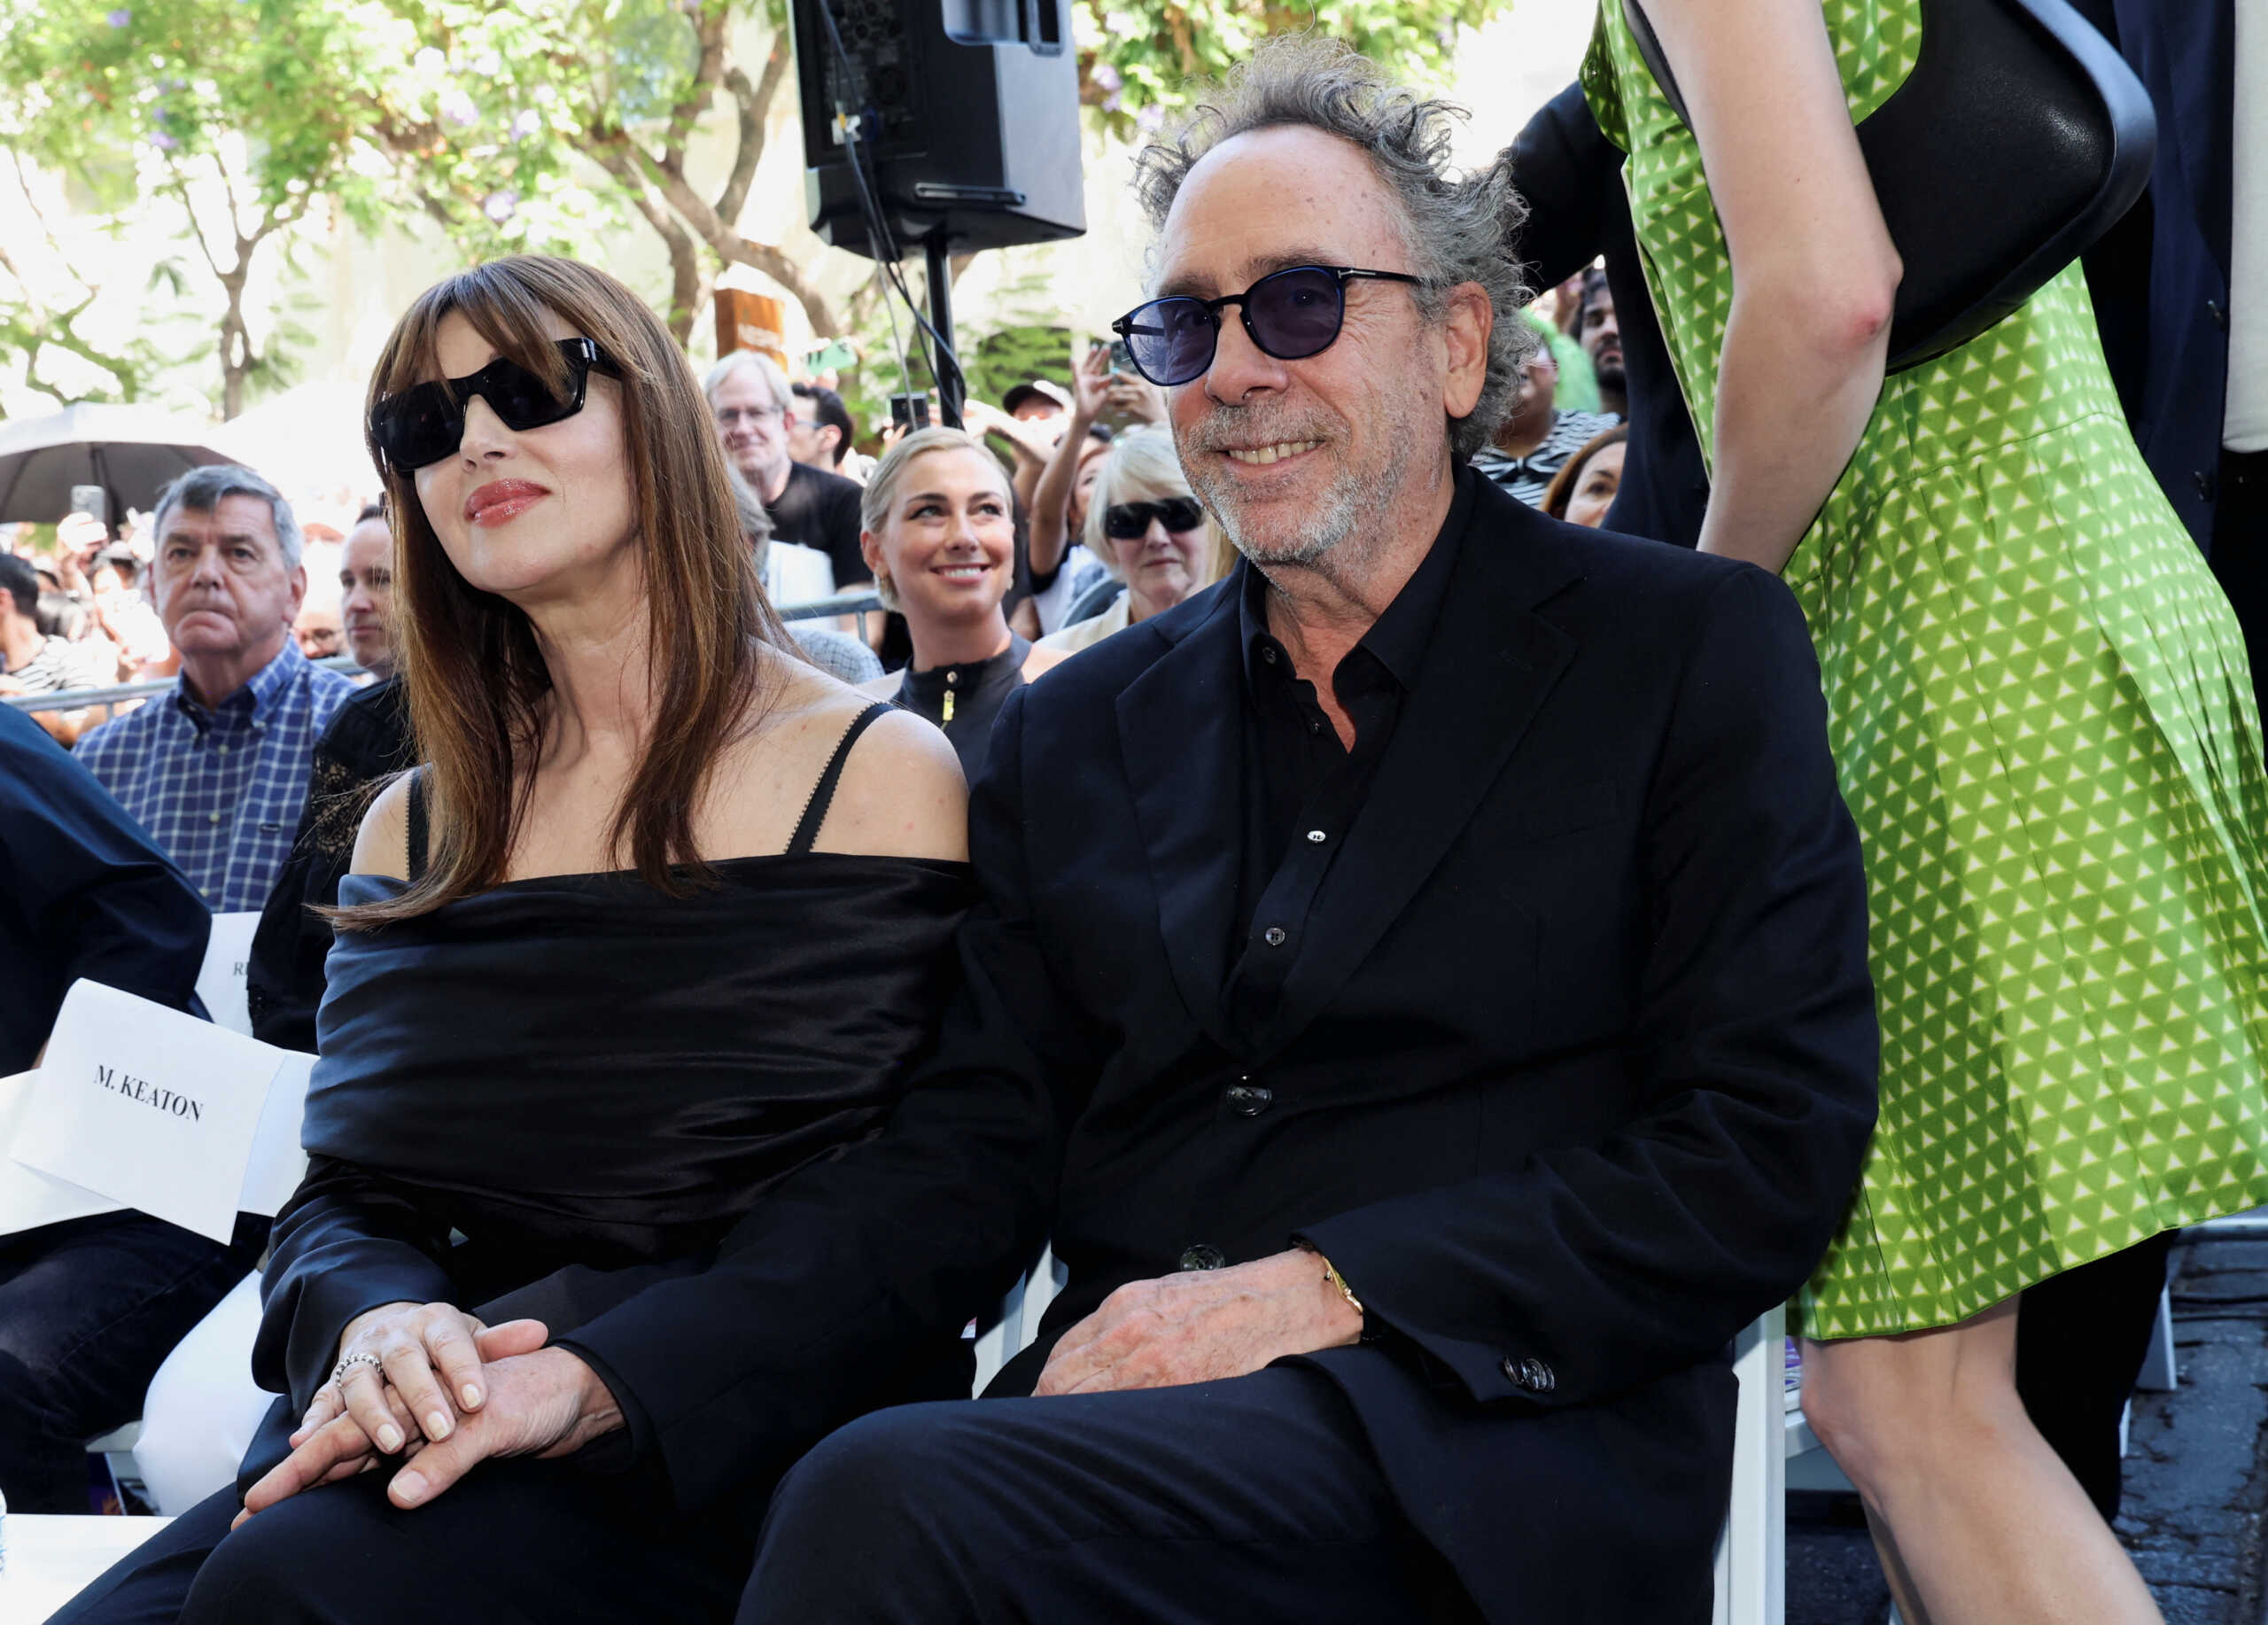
[237,1318,549,1528]
[324,1301,518,1454]
[1069,342,1113,423]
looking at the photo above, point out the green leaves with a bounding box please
[1075,0,1511,138]
[0,0,1518,420]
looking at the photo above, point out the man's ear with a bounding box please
[1441,282,1495,422]
[284,564,307,626]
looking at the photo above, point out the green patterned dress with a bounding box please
[1585,0,2268,1338]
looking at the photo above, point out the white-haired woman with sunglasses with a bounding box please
[1035,427,1231,657]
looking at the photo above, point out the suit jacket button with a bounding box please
[1178,1244,1226,1271]
[1224,1082,1273,1116]
[1502,1355,1556,1394]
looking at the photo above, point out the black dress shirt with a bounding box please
[1228,473,1473,1035]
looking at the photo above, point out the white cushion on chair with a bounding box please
[131,1273,275,1514]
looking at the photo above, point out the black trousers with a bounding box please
[2213,446,2266,721]
[735,1364,1472,1625]
[0,1212,265,1512]
[2016,1230,2177,1523]
[50,1456,754,1625]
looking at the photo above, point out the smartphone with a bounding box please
[889,393,931,432]
[1107,338,1132,375]
[68,485,106,526]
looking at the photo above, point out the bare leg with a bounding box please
[1800,1295,2162,1625]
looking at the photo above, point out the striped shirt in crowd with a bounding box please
[3,635,111,695]
[1470,409,1622,509]
[74,641,356,912]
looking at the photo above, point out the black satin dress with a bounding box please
[256,727,973,1419]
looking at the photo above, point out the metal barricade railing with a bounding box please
[1,593,883,716]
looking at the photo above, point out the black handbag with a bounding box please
[1620,0,2156,371]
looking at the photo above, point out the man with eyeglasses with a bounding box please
[353,42,1874,1625]
[703,349,867,594]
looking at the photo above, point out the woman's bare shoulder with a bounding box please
[811,707,968,862]
[349,771,416,882]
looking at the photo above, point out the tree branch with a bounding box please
[589,144,707,346]
[662,1,733,175]
[166,158,229,285]
[633,144,843,336]
[715,33,788,228]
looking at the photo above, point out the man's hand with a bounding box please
[377,1344,624,1508]
[1034,1248,1363,1396]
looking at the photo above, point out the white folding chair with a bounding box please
[1713,1308,1786,1625]
[970,1244,1064,1395]
[129,1272,275,1513]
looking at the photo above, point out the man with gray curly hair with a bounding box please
[718,36,1876,1625]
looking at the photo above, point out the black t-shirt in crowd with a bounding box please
[766,460,870,587]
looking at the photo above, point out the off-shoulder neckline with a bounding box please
[343,850,972,899]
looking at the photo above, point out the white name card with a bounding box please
[4,980,315,1244]
[0,1071,120,1234]
[193,911,262,1037]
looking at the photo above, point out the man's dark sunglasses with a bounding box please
[1109,265,1426,388]
[1103,495,1206,540]
[370,338,620,473]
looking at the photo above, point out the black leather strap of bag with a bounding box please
[1616,0,2155,371]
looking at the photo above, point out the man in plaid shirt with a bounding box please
[76,465,356,914]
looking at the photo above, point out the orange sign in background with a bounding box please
[715,290,789,369]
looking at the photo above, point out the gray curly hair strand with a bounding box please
[1130,36,1537,462]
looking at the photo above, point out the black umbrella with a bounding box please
[0,404,236,526]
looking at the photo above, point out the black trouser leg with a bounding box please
[2212,447,2267,722]
[737,1365,1455,1625]
[44,1481,239,1625]
[0,1212,264,1512]
[50,1458,754,1625]
[2015,1231,2177,1523]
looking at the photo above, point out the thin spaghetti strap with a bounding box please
[405,766,431,883]
[785,703,892,856]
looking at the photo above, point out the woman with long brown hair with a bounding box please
[55,254,972,1623]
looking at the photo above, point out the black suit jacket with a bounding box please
[566,480,1878,1621]
[2076,0,2235,547]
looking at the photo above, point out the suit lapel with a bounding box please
[1116,578,1248,1049]
[1262,489,1582,1051]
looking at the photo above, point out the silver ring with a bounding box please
[330,1350,384,1388]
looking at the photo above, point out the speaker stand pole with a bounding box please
[922,229,962,429]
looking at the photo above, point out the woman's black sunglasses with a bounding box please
[370,338,619,473]
[1109,265,1426,388]
[1103,495,1206,540]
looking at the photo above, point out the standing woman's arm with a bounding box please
[1639,0,1903,572]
